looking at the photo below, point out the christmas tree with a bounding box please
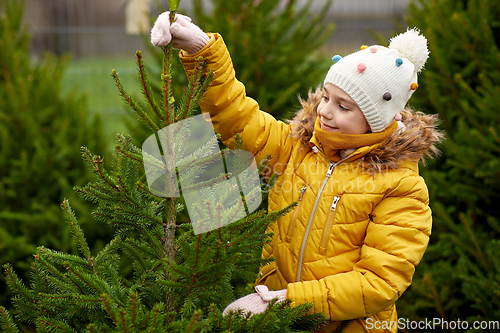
[396,0,500,326]
[0,2,326,332]
[0,0,110,314]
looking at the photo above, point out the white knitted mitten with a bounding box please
[151,12,209,54]
[222,285,287,316]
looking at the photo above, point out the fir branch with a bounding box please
[32,259,44,295]
[119,238,159,274]
[161,260,190,280]
[74,183,115,204]
[161,45,175,126]
[422,273,447,320]
[136,181,157,198]
[208,305,221,328]
[225,201,246,229]
[179,58,214,120]
[35,250,85,296]
[116,143,146,165]
[195,65,214,103]
[94,160,116,190]
[136,50,163,122]
[119,311,126,331]
[182,271,232,291]
[225,210,267,235]
[114,205,161,227]
[0,306,19,333]
[184,310,202,333]
[107,219,141,232]
[179,62,201,120]
[101,295,118,324]
[80,147,118,191]
[3,264,34,304]
[174,137,226,190]
[460,212,489,269]
[257,154,273,175]
[146,306,162,332]
[176,148,226,174]
[228,311,252,333]
[92,208,118,226]
[61,200,93,267]
[113,187,141,209]
[79,145,150,213]
[36,317,79,333]
[65,265,107,297]
[94,238,120,270]
[129,293,138,325]
[37,293,101,304]
[177,173,229,193]
[262,172,278,196]
[36,248,90,277]
[111,69,159,132]
[116,176,128,194]
[63,273,86,295]
[185,235,202,297]
[251,303,274,333]
[178,237,192,262]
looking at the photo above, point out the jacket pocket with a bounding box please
[286,186,307,242]
[256,262,277,285]
[319,196,341,255]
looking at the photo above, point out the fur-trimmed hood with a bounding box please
[287,88,444,172]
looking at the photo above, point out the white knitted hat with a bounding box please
[324,28,429,132]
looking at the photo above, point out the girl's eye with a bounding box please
[321,95,329,101]
[339,104,349,111]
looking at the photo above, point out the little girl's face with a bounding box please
[318,83,370,134]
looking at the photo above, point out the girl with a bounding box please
[151,13,442,333]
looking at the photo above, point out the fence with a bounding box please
[25,0,409,57]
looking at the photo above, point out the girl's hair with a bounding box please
[286,87,321,147]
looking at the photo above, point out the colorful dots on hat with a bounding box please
[410,83,419,90]
[360,45,368,50]
[357,63,367,73]
[383,92,392,101]
[332,55,342,62]
[370,46,378,53]
[396,58,403,67]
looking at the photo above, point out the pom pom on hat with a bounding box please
[389,28,429,72]
[332,55,342,62]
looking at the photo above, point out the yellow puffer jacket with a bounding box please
[180,34,442,333]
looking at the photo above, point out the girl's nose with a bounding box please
[320,106,333,120]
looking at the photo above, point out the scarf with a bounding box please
[313,117,398,162]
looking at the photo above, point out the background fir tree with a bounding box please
[0,0,111,314]
[0,5,327,332]
[395,0,500,328]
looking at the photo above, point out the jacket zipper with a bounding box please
[319,196,341,255]
[286,186,307,242]
[296,162,336,282]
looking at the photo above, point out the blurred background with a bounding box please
[24,0,409,125]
